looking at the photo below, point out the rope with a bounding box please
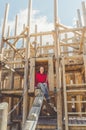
[8,97,23,116]
[8,65,34,116]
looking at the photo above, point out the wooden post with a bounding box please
[63,34,68,56]
[22,24,25,48]
[35,24,37,56]
[62,57,68,130]
[82,1,86,26]
[29,58,35,93]
[0,3,9,52]
[0,54,2,89]
[54,0,62,129]
[83,44,86,82]
[40,35,42,55]
[22,0,32,126]
[6,26,10,49]
[66,74,72,112]
[75,73,82,116]
[0,66,1,89]
[0,102,8,130]
[76,20,79,27]
[77,9,82,27]
[48,56,54,91]
[9,14,18,130]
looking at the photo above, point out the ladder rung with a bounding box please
[68,112,86,115]
[68,124,86,126]
[66,84,86,87]
[67,90,86,92]
[67,101,86,103]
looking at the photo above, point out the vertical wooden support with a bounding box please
[23,0,32,126]
[83,56,86,82]
[54,0,62,129]
[83,43,86,82]
[0,3,9,52]
[82,1,86,26]
[29,58,35,93]
[48,56,54,91]
[66,74,72,112]
[62,57,68,130]
[63,34,68,56]
[40,35,42,55]
[0,68,1,85]
[77,9,82,27]
[76,20,79,27]
[83,44,86,112]
[35,25,37,56]
[75,73,82,116]
[22,24,25,48]
[9,14,18,130]
[6,26,10,49]
[0,102,8,130]
[0,53,2,89]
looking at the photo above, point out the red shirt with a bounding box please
[35,72,48,87]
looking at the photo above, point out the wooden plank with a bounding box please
[67,90,86,92]
[0,102,8,130]
[66,83,86,87]
[37,125,56,129]
[23,94,44,130]
[48,56,54,91]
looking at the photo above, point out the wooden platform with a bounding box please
[37,116,57,129]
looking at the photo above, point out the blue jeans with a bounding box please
[37,83,49,99]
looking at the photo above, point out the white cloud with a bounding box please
[0,8,54,47]
[7,8,54,34]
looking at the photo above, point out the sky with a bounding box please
[0,0,84,24]
[0,0,85,37]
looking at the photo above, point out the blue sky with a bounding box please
[0,0,84,27]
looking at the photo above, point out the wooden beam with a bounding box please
[58,23,82,36]
[78,31,85,54]
[4,40,24,59]
[59,27,86,34]
[30,31,53,37]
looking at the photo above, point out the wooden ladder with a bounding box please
[62,57,86,130]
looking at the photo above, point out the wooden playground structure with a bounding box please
[0,0,86,130]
